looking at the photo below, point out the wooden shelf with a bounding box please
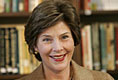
[0,10,118,24]
[0,12,30,24]
[0,10,118,17]
[80,10,118,23]
[0,12,30,17]
[80,10,118,15]
[0,74,27,80]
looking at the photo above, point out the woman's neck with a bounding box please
[44,64,70,80]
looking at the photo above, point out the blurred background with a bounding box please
[0,0,118,80]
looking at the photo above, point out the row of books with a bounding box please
[0,0,118,14]
[81,23,118,72]
[0,0,42,13]
[0,23,118,75]
[83,0,118,11]
[0,25,40,75]
[79,0,118,15]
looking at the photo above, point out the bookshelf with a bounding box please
[0,0,118,79]
[0,11,118,80]
[0,74,27,80]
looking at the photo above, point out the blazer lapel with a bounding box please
[71,60,94,80]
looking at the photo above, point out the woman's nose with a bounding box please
[52,39,63,52]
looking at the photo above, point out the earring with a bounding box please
[34,51,38,55]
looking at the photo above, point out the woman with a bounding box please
[17,0,114,80]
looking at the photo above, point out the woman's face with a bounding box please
[35,21,74,72]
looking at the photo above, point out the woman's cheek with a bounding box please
[64,39,74,51]
[38,44,52,55]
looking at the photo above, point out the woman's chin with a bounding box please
[49,55,70,72]
[51,62,69,73]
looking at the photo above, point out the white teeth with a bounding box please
[53,55,64,59]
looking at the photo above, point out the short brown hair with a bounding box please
[25,0,81,61]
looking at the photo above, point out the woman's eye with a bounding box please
[43,38,51,42]
[62,35,69,39]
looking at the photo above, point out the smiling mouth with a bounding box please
[49,53,67,62]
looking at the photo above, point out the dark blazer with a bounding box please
[17,60,114,80]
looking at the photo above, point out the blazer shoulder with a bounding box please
[15,75,29,80]
[71,60,114,80]
[90,70,114,80]
[15,63,45,80]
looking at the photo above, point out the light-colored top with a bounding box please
[17,60,114,80]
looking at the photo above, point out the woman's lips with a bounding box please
[49,54,67,62]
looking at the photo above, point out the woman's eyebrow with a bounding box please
[61,32,71,35]
[40,34,51,37]
[40,32,71,37]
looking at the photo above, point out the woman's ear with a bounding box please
[34,46,38,52]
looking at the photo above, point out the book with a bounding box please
[12,0,19,12]
[29,0,42,12]
[5,28,13,74]
[99,23,107,72]
[4,0,12,12]
[91,23,101,70]
[109,0,118,10]
[10,28,19,74]
[0,28,6,74]
[106,23,115,70]
[81,25,93,70]
[0,0,4,13]
[16,25,25,74]
[114,24,118,70]
[18,0,24,12]
[24,0,29,12]
[83,0,92,15]
[90,0,103,10]
[81,26,87,68]
[100,0,110,10]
